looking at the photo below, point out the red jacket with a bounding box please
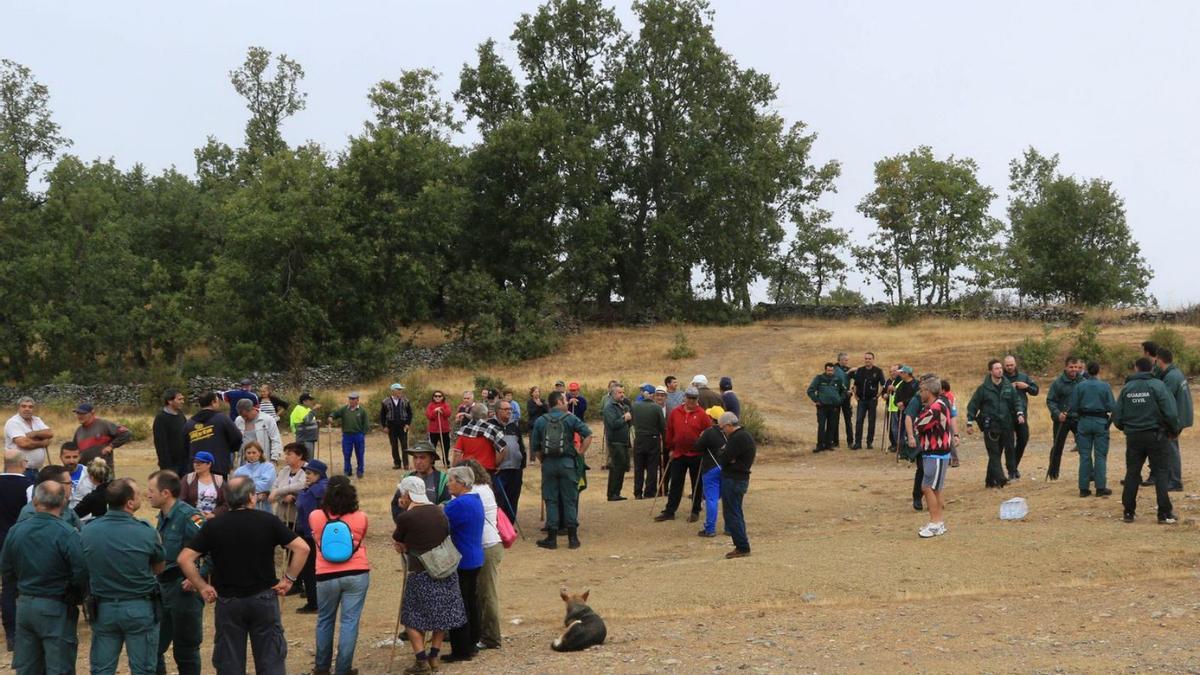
[425,401,452,434]
[666,404,710,459]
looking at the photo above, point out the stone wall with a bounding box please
[751,302,1087,324]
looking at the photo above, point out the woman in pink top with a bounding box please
[309,475,370,675]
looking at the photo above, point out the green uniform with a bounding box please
[155,500,206,675]
[1068,378,1116,492]
[1113,373,1179,434]
[602,399,632,499]
[630,400,666,438]
[806,374,846,406]
[80,510,165,675]
[1004,371,1041,408]
[1158,364,1192,489]
[1047,371,1086,443]
[531,410,592,530]
[0,511,88,675]
[18,499,82,529]
[966,376,1025,430]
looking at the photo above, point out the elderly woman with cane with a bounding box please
[393,475,467,674]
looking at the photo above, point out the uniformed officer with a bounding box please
[0,480,87,675]
[1113,357,1180,524]
[146,470,205,675]
[1068,362,1116,497]
[79,478,165,675]
[17,464,83,530]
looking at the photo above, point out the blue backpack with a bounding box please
[318,511,359,563]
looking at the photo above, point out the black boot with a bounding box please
[536,531,558,549]
[566,528,581,550]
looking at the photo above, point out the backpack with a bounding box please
[318,510,360,563]
[543,414,569,456]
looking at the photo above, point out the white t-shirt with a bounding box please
[197,479,219,514]
[472,484,502,548]
[4,413,50,469]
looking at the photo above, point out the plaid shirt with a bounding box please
[916,398,952,455]
[457,419,506,451]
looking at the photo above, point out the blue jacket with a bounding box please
[444,492,484,570]
[234,461,277,494]
[296,478,328,538]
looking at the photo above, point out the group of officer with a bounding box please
[0,462,204,675]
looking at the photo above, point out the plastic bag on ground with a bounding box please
[1000,497,1028,520]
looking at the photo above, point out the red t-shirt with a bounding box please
[455,434,498,470]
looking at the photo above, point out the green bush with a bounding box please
[1101,344,1139,375]
[138,366,189,409]
[1147,326,1200,376]
[678,298,753,325]
[1070,320,1105,365]
[666,330,696,360]
[739,400,768,445]
[347,335,400,381]
[117,417,151,442]
[473,374,510,398]
[1010,329,1059,374]
[886,303,918,327]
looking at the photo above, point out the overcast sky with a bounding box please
[5,1,1194,306]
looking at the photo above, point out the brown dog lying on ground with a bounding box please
[551,587,607,652]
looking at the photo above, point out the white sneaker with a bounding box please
[934,522,947,536]
[918,523,938,538]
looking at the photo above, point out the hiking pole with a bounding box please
[390,553,409,671]
[649,457,673,517]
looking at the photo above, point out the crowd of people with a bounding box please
[0,341,1189,672]
[813,340,1192,537]
[0,372,757,674]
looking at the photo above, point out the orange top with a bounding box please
[308,510,370,576]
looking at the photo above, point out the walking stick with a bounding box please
[389,554,409,671]
[649,457,673,517]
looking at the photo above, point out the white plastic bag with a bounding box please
[999,497,1028,521]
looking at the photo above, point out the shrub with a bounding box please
[473,375,510,398]
[1147,326,1200,376]
[1010,329,1059,374]
[1101,344,1139,375]
[886,303,918,327]
[824,286,867,306]
[739,400,768,445]
[117,417,151,442]
[666,330,696,360]
[1070,320,1105,365]
[678,298,753,325]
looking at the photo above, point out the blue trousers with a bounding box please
[721,476,750,553]
[341,433,365,476]
[315,572,369,675]
[701,467,722,534]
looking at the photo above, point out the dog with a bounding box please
[551,587,607,652]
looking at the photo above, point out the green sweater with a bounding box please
[966,376,1024,430]
[631,400,666,438]
[1046,371,1085,418]
[331,405,370,434]
[1113,372,1179,434]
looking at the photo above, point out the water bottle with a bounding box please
[999,497,1028,520]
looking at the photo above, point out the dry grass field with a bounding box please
[33,319,1200,673]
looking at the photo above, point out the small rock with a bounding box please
[510,617,524,625]
[801,593,817,603]
[663,658,681,666]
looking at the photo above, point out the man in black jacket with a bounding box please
[718,412,756,559]
[380,383,414,470]
[184,392,243,476]
[851,352,887,449]
[153,389,189,475]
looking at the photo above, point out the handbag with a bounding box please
[417,536,462,580]
[496,508,517,549]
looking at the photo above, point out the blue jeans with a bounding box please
[701,467,722,534]
[315,572,369,675]
[721,476,750,552]
[341,433,365,476]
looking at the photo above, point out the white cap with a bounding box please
[692,374,708,387]
[398,476,432,505]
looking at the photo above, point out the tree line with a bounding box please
[0,0,1153,384]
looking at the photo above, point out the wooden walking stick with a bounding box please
[389,553,409,671]
[649,457,673,517]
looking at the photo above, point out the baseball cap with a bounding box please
[192,451,215,464]
[554,380,566,387]
[641,384,656,396]
[685,387,700,398]
[692,374,708,387]
[239,378,252,386]
[901,366,914,375]
[73,402,95,414]
[348,391,360,399]
[719,376,733,391]
[568,382,580,392]
[654,385,668,394]
[706,405,725,421]
[399,475,432,505]
[299,393,314,403]
[390,383,404,391]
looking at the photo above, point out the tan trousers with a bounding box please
[476,544,503,646]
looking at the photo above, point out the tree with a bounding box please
[229,46,307,158]
[456,39,523,136]
[1006,147,1152,306]
[769,219,849,305]
[0,59,71,181]
[366,69,461,139]
[855,146,1000,306]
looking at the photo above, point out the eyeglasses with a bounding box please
[433,395,444,399]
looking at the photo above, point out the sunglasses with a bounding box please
[433,395,444,398]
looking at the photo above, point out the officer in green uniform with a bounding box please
[965,359,1026,489]
[602,385,632,502]
[146,470,205,675]
[1068,362,1116,497]
[807,363,848,452]
[1113,357,1180,523]
[1046,355,1086,449]
[79,478,165,675]
[17,464,83,530]
[531,391,593,550]
[0,480,87,675]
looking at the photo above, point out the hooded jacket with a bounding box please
[184,409,242,475]
[966,376,1024,431]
